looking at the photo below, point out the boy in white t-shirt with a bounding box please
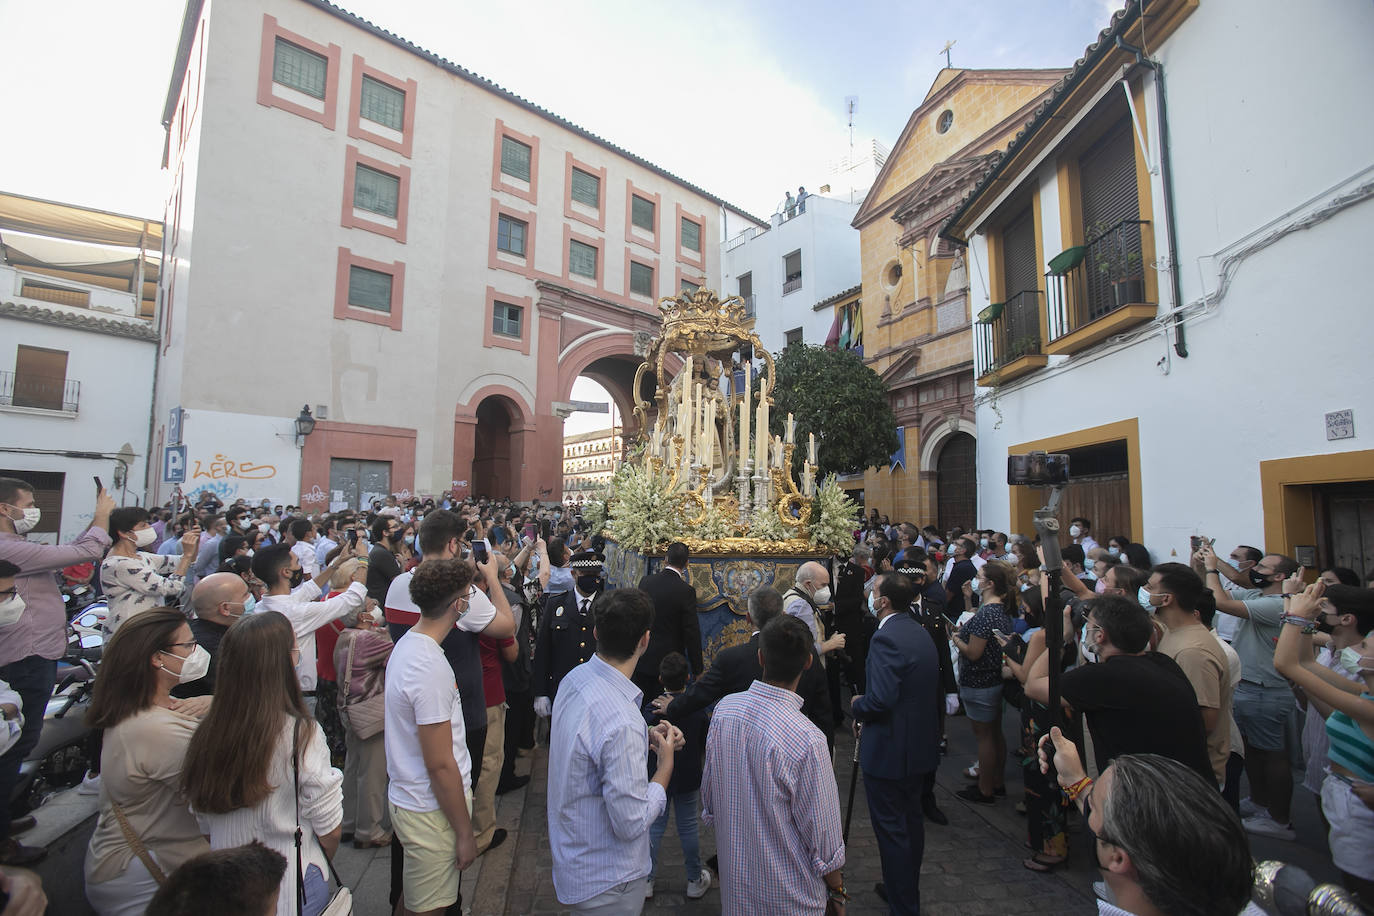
[385,557,480,915]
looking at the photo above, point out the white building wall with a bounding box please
[970,0,1374,559]
[721,195,860,355]
[0,313,155,542]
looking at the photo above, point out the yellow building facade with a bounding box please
[850,69,1065,528]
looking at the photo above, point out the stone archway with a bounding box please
[453,384,533,500]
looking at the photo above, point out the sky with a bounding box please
[0,0,1119,221]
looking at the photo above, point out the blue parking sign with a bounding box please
[163,445,187,483]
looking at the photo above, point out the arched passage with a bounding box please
[936,431,977,532]
[472,395,520,499]
[453,385,532,500]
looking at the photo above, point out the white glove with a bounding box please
[944,693,960,716]
[534,696,552,718]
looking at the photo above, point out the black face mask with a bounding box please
[577,575,602,594]
[1247,568,1270,588]
[288,569,305,588]
[1314,614,1336,635]
[388,530,404,545]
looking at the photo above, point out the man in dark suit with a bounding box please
[653,586,833,743]
[634,541,702,700]
[851,572,940,915]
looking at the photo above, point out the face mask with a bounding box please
[577,575,602,594]
[225,594,256,618]
[160,644,211,683]
[812,585,832,605]
[403,534,415,547]
[369,606,384,625]
[259,523,271,535]
[288,569,305,588]
[1248,569,1270,588]
[1020,582,1032,592]
[245,548,254,558]
[388,530,404,545]
[1107,546,1120,557]
[1094,578,1108,595]
[133,527,158,548]
[1080,624,1099,661]
[5,507,41,536]
[0,594,25,628]
[1082,568,1097,582]
[1314,614,1336,636]
[239,518,251,529]
[867,591,880,617]
[1337,646,1374,676]
[979,538,989,549]
[1068,525,1082,538]
[1138,586,1161,612]
[508,564,518,580]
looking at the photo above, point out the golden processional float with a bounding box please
[596,288,857,667]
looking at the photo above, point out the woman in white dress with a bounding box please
[181,611,343,916]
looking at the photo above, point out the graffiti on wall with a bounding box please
[301,485,327,506]
[192,455,278,481]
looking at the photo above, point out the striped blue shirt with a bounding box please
[548,654,667,904]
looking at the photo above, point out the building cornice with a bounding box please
[0,301,159,342]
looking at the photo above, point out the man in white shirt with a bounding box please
[314,516,340,570]
[1069,517,1100,555]
[288,518,321,579]
[386,556,480,915]
[252,541,365,708]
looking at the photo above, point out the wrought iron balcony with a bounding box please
[782,275,803,295]
[974,289,1046,384]
[0,371,80,413]
[1045,219,1155,353]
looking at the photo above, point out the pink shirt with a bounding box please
[0,527,111,666]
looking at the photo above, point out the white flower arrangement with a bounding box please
[688,500,736,541]
[809,475,859,554]
[747,506,789,541]
[603,463,684,553]
[582,497,608,536]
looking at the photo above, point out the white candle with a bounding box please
[740,361,751,461]
[694,383,703,463]
[773,435,783,468]
[786,413,795,445]
[808,432,816,465]
[757,398,769,470]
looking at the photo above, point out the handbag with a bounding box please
[110,801,168,886]
[292,724,353,916]
[338,633,386,740]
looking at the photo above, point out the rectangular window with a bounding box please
[783,250,803,294]
[353,165,399,217]
[569,240,598,279]
[631,195,655,231]
[272,37,328,99]
[630,261,654,297]
[785,327,803,347]
[501,136,532,182]
[681,278,700,294]
[492,301,523,338]
[571,168,600,208]
[12,345,69,411]
[347,265,393,312]
[681,217,701,252]
[359,75,404,130]
[497,214,527,256]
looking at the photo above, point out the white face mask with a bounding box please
[0,594,25,628]
[133,527,158,549]
[159,644,211,683]
[811,585,832,605]
[259,523,271,535]
[369,606,384,625]
[4,506,41,536]
[1068,525,1082,538]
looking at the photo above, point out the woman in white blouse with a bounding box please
[181,611,343,916]
[101,508,200,633]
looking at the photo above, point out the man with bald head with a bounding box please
[171,572,254,699]
[783,561,846,666]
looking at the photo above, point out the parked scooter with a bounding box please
[9,630,103,815]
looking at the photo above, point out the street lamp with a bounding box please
[294,405,316,445]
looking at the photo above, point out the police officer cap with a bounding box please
[570,550,604,571]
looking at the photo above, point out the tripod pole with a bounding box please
[843,729,861,842]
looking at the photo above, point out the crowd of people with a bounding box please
[0,475,1371,915]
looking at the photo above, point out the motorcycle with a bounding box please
[9,630,103,815]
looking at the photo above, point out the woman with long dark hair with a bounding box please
[84,608,210,914]
[181,611,342,916]
[952,560,1016,804]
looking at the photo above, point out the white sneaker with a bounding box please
[963,762,980,779]
[686,868,713,900]
[1238,797,1261,818]
[1242,813,1296,841]
[644,877,655,900]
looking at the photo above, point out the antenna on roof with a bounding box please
[939,39,957,69]
[844,96,858,201]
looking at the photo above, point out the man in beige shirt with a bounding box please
[1149,563,1232,786]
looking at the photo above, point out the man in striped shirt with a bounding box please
[703,614,847,915]
[548,587,683,913]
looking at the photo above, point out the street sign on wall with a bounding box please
[163,445,187,483]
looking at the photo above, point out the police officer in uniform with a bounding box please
[531,550,603,718]
[896,554,956,826]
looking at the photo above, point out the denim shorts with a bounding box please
[1233,681,1295,752]
[959,684,1004,723]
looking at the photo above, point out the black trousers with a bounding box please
[502,690,533,783]
[865,769,927,915]
[0,656,56,837]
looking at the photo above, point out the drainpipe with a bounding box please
[1116,31,1188,358]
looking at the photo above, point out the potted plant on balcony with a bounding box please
[1008,334,1041,360]
[1089,221,1144,308]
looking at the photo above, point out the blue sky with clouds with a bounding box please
[0,0,1118,220]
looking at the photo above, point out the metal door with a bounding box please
[936,433,977,532]
[328,459,392,512]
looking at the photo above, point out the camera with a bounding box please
[1007,452,1069,487]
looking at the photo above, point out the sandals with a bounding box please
[1023,854,1067,873]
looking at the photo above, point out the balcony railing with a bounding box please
[782,275,802,295]
[974,289,1043,380]
[741,294,756,318]
[0,371,80,413]
[1046,219,1151,341]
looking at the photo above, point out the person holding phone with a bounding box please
[102,508,201,633]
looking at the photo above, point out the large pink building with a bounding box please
[151,0,762,508]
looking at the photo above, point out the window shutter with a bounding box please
[630,262,653,296]
[569,240,597,278]
[631,195,655,230]
[272,39,328,99]
[1080,119,1138,237]
[571,169,600,207]
[359,76,405,130]
[681,218,700,252]
[501,137,531,182]
[1001,206,1037,296]
[354,166,399,217]
[348,266,393,312]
